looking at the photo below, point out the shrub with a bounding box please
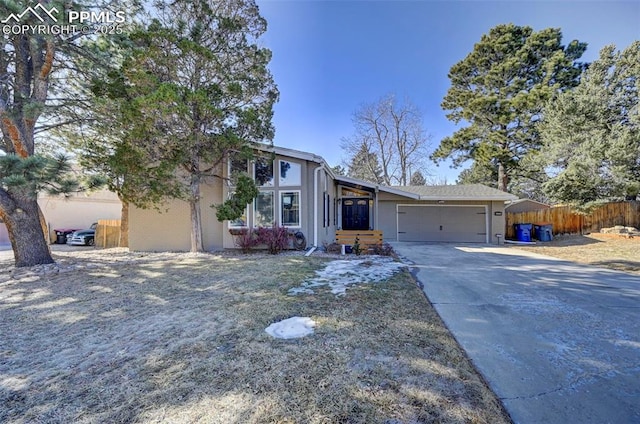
[256,225,290,254]
[233,229,258,253]
[352,237,362,256]
[370,243,395,256]
[323,242,342,254]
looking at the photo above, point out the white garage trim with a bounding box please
[395,204,489,243]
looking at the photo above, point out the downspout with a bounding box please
[374,185,379,230]
[313,164,324,247]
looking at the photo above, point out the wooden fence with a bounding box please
[95,219,121,248]
[506,201,640,239]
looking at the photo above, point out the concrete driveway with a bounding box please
[392,243,640,424]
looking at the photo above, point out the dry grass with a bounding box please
[509,233,640,274]
[0,249,510,424]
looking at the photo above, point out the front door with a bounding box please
[342,198,369,230]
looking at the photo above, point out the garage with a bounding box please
[397,205,488,243]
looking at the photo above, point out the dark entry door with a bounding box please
[342,198,370,230]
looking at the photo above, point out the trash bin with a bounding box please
[534,223,553,242]
[56,231,67,244]
[514,223,533,242]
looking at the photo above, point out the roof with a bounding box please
[254,144,326,164]
[334,175,420,199]
[505,198,551,208]
[391,184,518,201]
[254,144,517,201]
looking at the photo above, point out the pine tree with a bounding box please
[432,24,586,191]
[541,42,640,205]
[347,144,384,184]
[0,0,124,266]
[410,171,426,186]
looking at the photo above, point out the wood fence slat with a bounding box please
[506,201,640,239]
[95,219,121,248]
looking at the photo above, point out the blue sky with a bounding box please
[257,0,640,182]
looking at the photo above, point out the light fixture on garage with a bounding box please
[437,200,445,204]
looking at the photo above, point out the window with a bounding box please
[228,155,248,228]
[254,157,274,187]
[281,191,300,227]
[254,191,274,227]
[323,193,330,227]
[279,160,301,186]
[228,192,248,228]
[229,156,248,185]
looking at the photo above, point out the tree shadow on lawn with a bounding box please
[0,253,510,424]
[536,234,604,247]
[590,260,640,273]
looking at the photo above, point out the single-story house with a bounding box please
[505,198,551,214]
[129,145,517,251]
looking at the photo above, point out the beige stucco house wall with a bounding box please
[129,146,338,252]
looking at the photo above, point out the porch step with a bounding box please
[335,230,383,249]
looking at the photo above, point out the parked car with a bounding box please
[53,228,81,244]
[67,223,98,246]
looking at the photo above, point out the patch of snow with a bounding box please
[265,316,316,339]
[288,256,405,297]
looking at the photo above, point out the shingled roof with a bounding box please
[392,184,518,201]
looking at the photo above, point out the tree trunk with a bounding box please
[119,200,129,248]
[189,176,204,252]
[497,161,509,192]
[1,197,54,267]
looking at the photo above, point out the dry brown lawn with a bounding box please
[0,249,510,424]
[509,233,640,274]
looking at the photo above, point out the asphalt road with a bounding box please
[393,243,640,424]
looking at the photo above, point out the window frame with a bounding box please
[254,190,275,228]
[280,190,301,228]
[227,191,249,229]
[227,155,249,229]
[228,156,248,186]
[278,159,302,187]
[254,157,274,187]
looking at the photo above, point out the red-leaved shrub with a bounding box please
[233,229,258,253]
[256,225,290,254]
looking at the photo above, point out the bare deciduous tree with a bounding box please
[341,94,431,186]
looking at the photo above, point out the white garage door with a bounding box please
[397,205,487,242]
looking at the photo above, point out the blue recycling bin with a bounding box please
[514,223,533,242]
[534,223,553,242]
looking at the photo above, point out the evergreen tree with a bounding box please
[0,0,126,266]
[410,171,426,186]
[92,0,278,252]
[347,144,384,184]
[432,24,587,191]
[331,165,346,176]
[456,162,497,187]
[541,42,640,205]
